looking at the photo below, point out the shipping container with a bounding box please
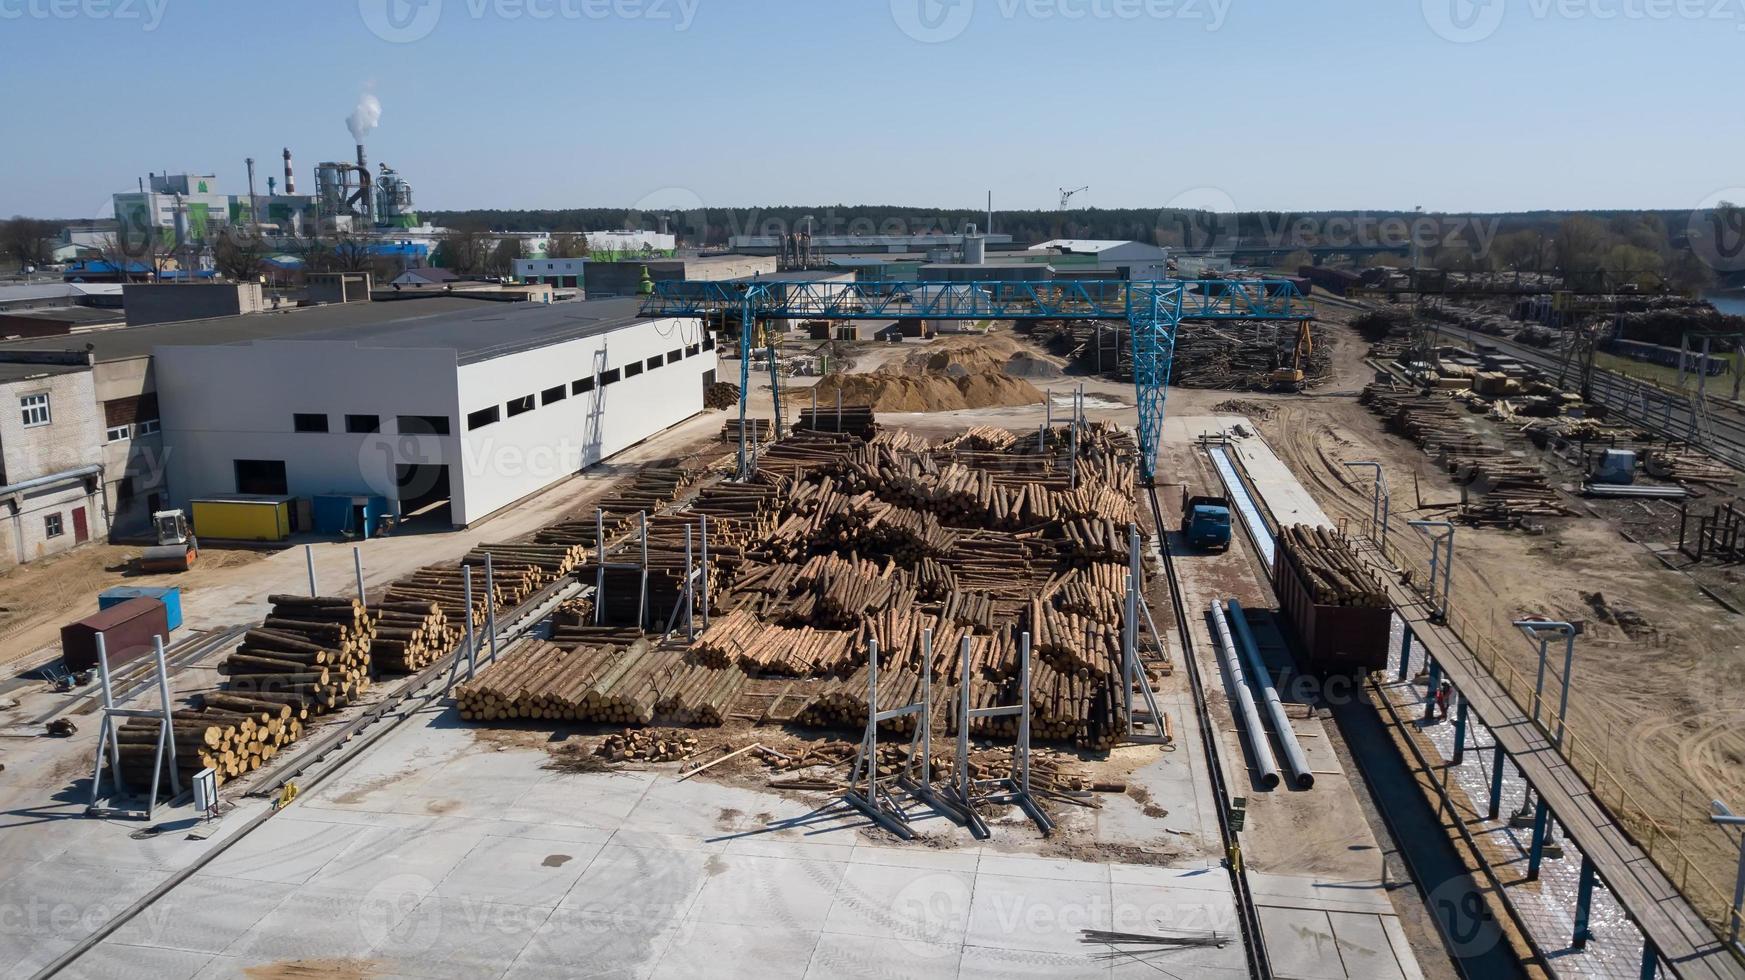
[61,597,170,672]
[98,586,183,631]
[191,496,293,542]
[1270,546,1392,674]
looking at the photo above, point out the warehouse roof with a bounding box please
[0,295,670,365]
[0,361,87,384]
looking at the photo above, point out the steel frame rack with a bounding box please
[640,277,1309,481]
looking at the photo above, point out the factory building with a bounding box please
[0,359,108,565]
[1027,239,1170,279]
[728,232,1017,256]
[150,296,714,529]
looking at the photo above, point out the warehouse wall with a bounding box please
[452,316,713,523]
[154,341,463,515]
[153,315,714,530]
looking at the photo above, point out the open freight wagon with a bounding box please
[1269,525,1392,674]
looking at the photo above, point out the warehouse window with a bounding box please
[506,394,536,417]
[572,377,595,395]
[20,393,50,427]
[106,424,131,443]
[624,362,643,378]
[345,414,380,434]
[703,335,716,351]
[293,413,329,433]
[541,384,567,405]
[600,368,621,386]
[647,356,664,371]
[667,349,683,364]
[137,419,160,435]
[685,344,699,357]
[234,459,288,496]
[44,513,63,538]
[397,415,450,435]
[467,406,500,430]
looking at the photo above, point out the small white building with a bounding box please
[514,258,584,289]
[0,359,108,564]
[152,296,715,528]
[1028,240,1170,279]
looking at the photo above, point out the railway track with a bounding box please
[1146,483,1272,980]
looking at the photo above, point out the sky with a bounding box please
[1,0,1741,219]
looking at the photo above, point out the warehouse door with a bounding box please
[72,507,88,543]
[394,464,451,528]
[235,459,288,495]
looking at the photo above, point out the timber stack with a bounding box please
[797,405,877,439]
[1275,526,1387,607]
[454,639,748,726]
[368,600,456,674]
[116,697,304,790]
[216,595,374,715]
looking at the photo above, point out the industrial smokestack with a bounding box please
[283,147,296,194]
[356,143,367,172]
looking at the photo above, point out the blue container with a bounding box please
[98,586,183,631]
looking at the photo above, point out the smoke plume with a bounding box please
[347,93,381,143]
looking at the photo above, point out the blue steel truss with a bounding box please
[641,278,1310,480]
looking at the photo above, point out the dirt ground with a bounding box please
[1183,301,1745,923]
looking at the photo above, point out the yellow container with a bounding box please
[191,496,292,542]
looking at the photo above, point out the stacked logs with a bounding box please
[597,730,699,762]
[693,610,858,676]
[797,405,877,439]
[217,596,374,715]
[454,639,748,726]
[368,600,456,674]
[461,542,587,607]
[1276,525,1388,607]
[383,565,496,632]
[116,698,304,790]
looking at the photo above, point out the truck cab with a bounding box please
[1181,492,1233,551]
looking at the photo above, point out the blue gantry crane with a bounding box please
[640,277,1311,480]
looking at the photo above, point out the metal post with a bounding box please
[836,387,843,433]
[1709,801,1745,948]
[684,524,695,642]
[1488,743,1506,820]
[1423,658,1442,721]
[699,515,710,628]
[1045,391,1052,434]
[484,553,499,664]
[89,633,125,801]
[353,546,365,601]
[1516,620,1576,744]
[1345,462,1389,549]
[957,635,973,806]
[1452,696,1470,765]
[462,565,477,680]
[919,629,933,784]
[1408,521,1454,619]
[1574,853,1597,948]
[1397,626,1412,681]
[152,635,179,796]
[594,508,606,625]
[864,638,878,806]
[638,511,649,630]
[1018,631,1033,797]
[1527,795,1551,880]
[305,544,318,596]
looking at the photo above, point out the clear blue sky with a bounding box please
[2,0,1740,219]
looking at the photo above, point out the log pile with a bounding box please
[216,596,374,715]
[597,729,700,762]
[368,601,456,674]
[453,639,748,726]
[721,418,777,444]
[797,405,877,439]
[1276,526,1388,607]
[117,698,304,790]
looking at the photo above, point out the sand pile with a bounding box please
[812,369,1042,413]
[1003,352,1064,380]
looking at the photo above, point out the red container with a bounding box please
[1270,546,1392,674]
[60,596,170,673]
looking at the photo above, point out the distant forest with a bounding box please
[424,204,1744,290]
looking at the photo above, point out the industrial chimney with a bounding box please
[283,148,296,194]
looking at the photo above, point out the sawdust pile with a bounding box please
[812,363,1043,412]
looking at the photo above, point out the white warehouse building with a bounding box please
[152,296,715,528]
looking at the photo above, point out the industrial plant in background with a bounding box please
[105,92,426,272]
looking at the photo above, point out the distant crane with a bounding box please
[1059,185,1089,210]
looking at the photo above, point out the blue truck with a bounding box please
[1180,491,1233,551]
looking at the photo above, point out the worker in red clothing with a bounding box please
[1435,680,1453,721]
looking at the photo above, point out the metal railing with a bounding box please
[1369,531,1741,940]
